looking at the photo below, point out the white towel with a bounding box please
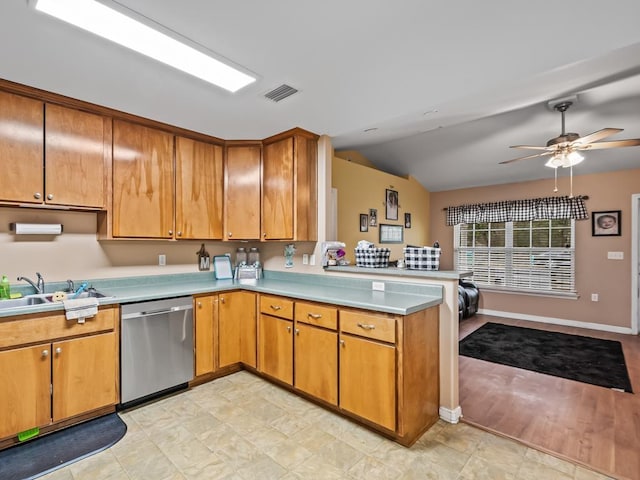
[63,298,99,323]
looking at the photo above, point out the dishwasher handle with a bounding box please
[122,304,192,320]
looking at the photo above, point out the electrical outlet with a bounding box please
[303,254,309,265]
[591,293,599,302]
[309,254,316,266]
[372,281,385,291]
[158,254,166,266]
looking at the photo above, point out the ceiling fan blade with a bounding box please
[578,138,640,150]
[509,144,551,151]
[499,151,553,165]
[572,128,623,145]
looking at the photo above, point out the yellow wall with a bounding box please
[332,156,431,263]
[334,150,378,168]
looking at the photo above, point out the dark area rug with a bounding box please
[0,413,127,480]
[460,322,633,393]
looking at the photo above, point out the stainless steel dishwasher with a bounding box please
[120,296,194,407]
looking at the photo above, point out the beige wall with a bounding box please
[430,168,640,331]
[332,156,431,262]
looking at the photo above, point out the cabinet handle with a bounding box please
[340,340,345,347]
[47,193,54,200]
[55,347,62,355]
[270,305,282,311]
[287,326,291,333]
[295,329,300,335]
[357,323,376,330]
[228,232,233,238]
[42,349,49,358]
[197,302,202,308]
[263,233,266,238]
[168,230,173,235]
[177,231,182,237]
[34,192,42,200]
[220,297,225,304]
[308,313,322,319]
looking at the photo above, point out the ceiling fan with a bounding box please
[500,100,640,167]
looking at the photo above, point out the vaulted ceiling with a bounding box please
[3,1,640,191]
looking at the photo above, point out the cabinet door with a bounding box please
[45,104,107,208]
[0,344,51,438]
[0,91,43,204]
[113,120,174,238]
[294,323,337,405]
[176,137,223,239]
[219,291,257,368]
[224,144,261,240]
[339,334,396,431]
[52,332,117,421]
[262,137,293,240]
[195,294,217,376]
[258,314,293,385]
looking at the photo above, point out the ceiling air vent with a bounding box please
[264,84,298,102]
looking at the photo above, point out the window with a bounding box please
[454,219,575,296]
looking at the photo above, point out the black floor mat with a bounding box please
[460,322,633,393]
[0,413,127,480]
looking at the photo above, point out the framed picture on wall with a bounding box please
[360,214,369,232]
[592,210,621,236]
[404,212,411,229]
[385,189,398,220]
[369,208,378,226]
[380,224,403,243]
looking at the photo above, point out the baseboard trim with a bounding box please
[439,405,462,424]
[478,309,634,335]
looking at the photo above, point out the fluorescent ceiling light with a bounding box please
[31,0,256,93]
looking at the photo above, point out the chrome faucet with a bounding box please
[65,279,75,293]
[17,272,45,294]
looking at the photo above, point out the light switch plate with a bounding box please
[302,254,309,265]
[372,281,385,291]
[607,251,624,260]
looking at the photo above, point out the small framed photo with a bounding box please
[369,208,378,227]
[592,210,621,236]
[404,212,411,229]
[360,214,369,232]
[385,189,398,220]
[380,224,403,243]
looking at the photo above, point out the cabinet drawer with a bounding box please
[340,309,396,344]
[295,301,337,330]
[0,306,118,349]
[259,295,294,320]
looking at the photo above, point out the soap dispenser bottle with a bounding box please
[0,275,10,299]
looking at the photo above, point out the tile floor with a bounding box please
[41,371,614,480]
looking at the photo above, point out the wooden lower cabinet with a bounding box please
[0,344,51,438]
[52,332,117,421]
[294,322,338,405]
[218,291,257,368]
[258,314,293,384]
[339,333,396,431]
[0,306,119,441]
[194,294,218,376]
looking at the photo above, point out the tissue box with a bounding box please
[355,247,391,268]
[404,246,441,270]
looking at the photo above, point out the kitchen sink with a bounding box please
[70,290,112,299]
[0,295,51,310]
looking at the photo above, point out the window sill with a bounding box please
[477,285,579,300]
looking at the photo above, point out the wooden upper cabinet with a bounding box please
[224,143,261,240]
[262,137,294,240]
[0,91,44,204]
[45,104,108,208]
[262,128,318,241]
[112,120,174,238]
[176,137,223,239]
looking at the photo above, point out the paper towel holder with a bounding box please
[9,223,64,235]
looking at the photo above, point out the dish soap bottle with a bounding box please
[0,275,10,300]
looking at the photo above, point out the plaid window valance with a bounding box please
[446,196,588,226]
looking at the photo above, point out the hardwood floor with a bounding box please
[459,314,640,480]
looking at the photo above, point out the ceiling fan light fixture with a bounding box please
[544,150,584,169]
